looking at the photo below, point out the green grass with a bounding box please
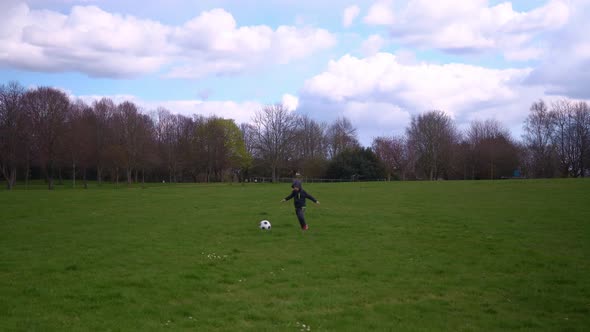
[1,179,589,331]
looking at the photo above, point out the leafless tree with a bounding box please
[252,104,298,182]
[372,135,407,180]
[25,87,70,190]
[406,110,458,180]
[572,101,590,177]
[551,99,588,177]
[523,100,557,178]
[154,108,181,182]
[92,98,116,185]
[326,117,359,159]
[292,115,328,177]
[65,99,95,188]
[0,81,28,189]
[115,101,145,184]
[465,119,519,179]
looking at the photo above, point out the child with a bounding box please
[281,180,320,230]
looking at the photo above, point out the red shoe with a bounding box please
[302,225,309,230]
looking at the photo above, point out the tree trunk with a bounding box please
[83,168,88,189]
[72,162,76,188]
[272,165,277,183]
[126,168,132,185]
[9,167,16,190]
[24,161,30,189]
[48,162,54,190]
[97,166,102,185]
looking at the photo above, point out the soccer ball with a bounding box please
[259,220,271,230]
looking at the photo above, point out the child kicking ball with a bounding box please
[281,180,320,230]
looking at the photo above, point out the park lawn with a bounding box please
[0,179,589,331]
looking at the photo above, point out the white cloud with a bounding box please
[364,0,395,25]
[363,0,570,58]
[342,5,360,28]
[503,47,544,62]
[282,93,299,111]
[300,52,544,143]
[0,3,336,78]
[525,0,590,99]
[361,34,386,56]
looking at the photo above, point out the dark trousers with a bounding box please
[295,207,306,228]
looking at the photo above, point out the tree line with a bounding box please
[1,80,589,189]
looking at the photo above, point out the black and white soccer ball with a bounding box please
[259,220,271,230]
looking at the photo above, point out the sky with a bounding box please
[1,0,589,145]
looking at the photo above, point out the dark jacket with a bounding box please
[284,180,317,208]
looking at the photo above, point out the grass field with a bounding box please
[1,179,589,331]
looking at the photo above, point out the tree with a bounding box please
[406,110,458,180]
[326,117,359,159]
[326,147,386,180]
[154,108,183,182]
[239,123,257,179]
[465,119,519,179]
[25,87,70,190]
[372,135,408,180]
[523,100,557,178]
[0,81,28,189]
[292,115,328,177]
[572,101,590,177]
[135,113,157,185]
[115,101,144,184]
[219,118,251,181]
[549,99,590,178]
[92,98,116,185]
[252,104,298,182]
[65,99,95,188]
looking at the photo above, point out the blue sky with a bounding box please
[1,0,589,144]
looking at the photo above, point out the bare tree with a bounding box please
[135,113,157,185]
[372,135,407,180]
[292,115,328,177]
[92,98,116,185]
[406,110,458,180]
[465,119,518,179]
[0,81,28,189]
[115,101,144,185]
[25,87,70,190]
[154,108,181,182]
[326,117,359,159]
[523,100,557,178]
[573,101,590,177]
[65,99,95,188]
[252,104,298,182]
[551,99,577,177]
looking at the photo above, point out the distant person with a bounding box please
[281,180,319,230]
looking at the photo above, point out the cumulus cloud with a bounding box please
[300,52,544,143]
[282,93,299,111]
[363,0,570,59]
[342,5,360,28]
[361,34,386,56]
[0,2,336,78]
[525,0,590,99]
[364,0,395,25]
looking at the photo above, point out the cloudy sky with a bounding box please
[1,0,589,144]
